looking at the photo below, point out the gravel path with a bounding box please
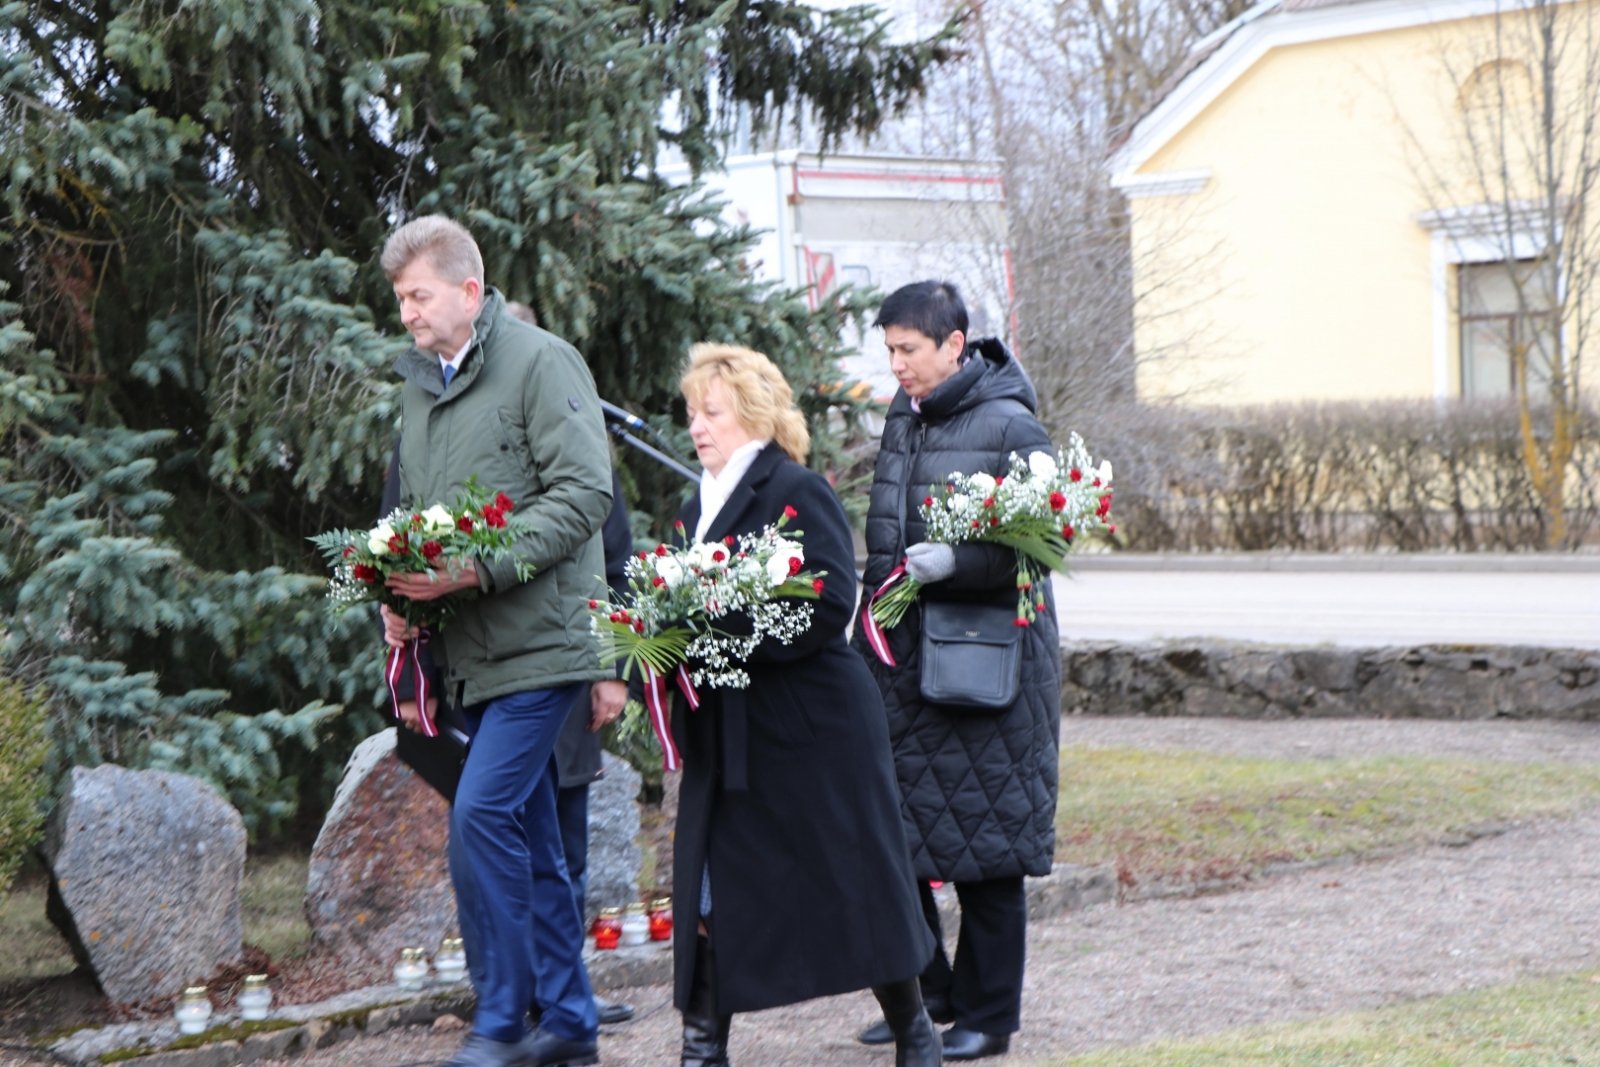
[261,718,1600,1067]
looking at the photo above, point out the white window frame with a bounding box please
[1415,201,1556,398]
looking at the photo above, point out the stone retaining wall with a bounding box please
[1061,641,1600,720]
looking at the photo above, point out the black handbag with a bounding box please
[919,600,1023,710]
[895,424,1023,711]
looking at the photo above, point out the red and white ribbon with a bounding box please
[859,562,908,667]
[642,663,702,772]
[384,629,438,738]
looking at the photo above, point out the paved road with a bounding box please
[1052,569,1600,649]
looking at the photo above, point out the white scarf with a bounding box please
[695,439,770,542]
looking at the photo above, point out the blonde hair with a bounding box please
[381,215,485,285]
[680,344,810,463]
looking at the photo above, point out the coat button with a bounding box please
[501,443,509,451]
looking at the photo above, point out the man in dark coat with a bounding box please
[850,282,1061,1061]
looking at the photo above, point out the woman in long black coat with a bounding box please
[850,283,1061,1061]
[666,343,940,1067]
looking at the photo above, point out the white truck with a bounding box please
[666,150,1012,400]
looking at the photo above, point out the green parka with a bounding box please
[393,289,613,705]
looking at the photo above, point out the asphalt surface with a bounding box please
[1052,569,1600,649]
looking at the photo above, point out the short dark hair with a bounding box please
[874,281,968,346]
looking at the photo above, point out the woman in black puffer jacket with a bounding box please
[850,282,1060,1062]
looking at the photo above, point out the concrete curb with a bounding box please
[46,943,673,1066]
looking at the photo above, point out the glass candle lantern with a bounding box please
[175,987,213,1035]
[393,947,429,991]
[620,901,650,947]
[237,974,272,1021]
[593,907,623,950]
[435,938,467,984]
[648,898,673,942]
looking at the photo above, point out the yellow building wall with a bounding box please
[1131,18,1485,404]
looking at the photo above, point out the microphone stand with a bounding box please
[603,405,701,484]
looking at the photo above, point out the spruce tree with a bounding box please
[0,1,955,832]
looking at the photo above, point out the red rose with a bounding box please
[652,576,665,587]
[1049,491,1067,511]
[411,513,423,527]
[989,516,999,526]
[675,519,685,530]
[783,505,798,519]
[609,612,623,623]
[1069,468,1082,482]
[971,520,981,528]
[1062,524,1075,540]
[457,516,474,533]
[995,476,1004,486]
[1093,477,1102,488]
[788,556,802,576]
[655,544,669,557]
[495,492,514,511]
[588,600,599,609]
[638,550,648,560]
[1013,618,1030,628]
[633,618,645,633]
[1108,524,1118,535]
[725,536,736,547]
[387,535,406,553]
[923,496,934,507]
[812,578,825,593]
[713,550,726,562]
[482,505,507,528]
[422,540,444,561]
[983,496,995,508]
[352,564,377,583]
[342,546,354,558]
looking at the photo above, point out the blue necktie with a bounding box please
[442,363,456,388]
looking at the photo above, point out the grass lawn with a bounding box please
[1051,971,1600,1065]
[1057,745,1600,892]
[0,853,313,984]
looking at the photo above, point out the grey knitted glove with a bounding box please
[905,542,957,584]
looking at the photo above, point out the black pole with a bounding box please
[607,423,701,483]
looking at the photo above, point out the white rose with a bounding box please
[765,540,804,586]
[422,504,455,533]
[654,556,685,588]
[1028,450,1059,480]
[968,472,997,494]
[691,541,728,570]
[368,522,396,555]
[947,493,971,513]
[1097,460,1114,484]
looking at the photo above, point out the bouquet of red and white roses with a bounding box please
[310,477,536,736]
[590,505,826,769]
[861,434,1113,661]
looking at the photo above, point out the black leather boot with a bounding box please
[681,936,732,1067]
[872,978,943,1067]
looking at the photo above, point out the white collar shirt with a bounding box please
[439,335,473,381]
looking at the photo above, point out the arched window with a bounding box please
[1459,60,1535,114]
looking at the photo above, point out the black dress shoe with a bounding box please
[858,990,954,1044]
[858,1020,895,1045]
[941,1028,1010,1061]
[596,997,635,1025]
[518,1027,599,1067]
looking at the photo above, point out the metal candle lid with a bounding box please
[241,974,268,991]
[623,901,646,915]
[179,986,209,1004]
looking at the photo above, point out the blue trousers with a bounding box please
[450,685,598,1043]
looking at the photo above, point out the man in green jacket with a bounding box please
[379,215,610,1067]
